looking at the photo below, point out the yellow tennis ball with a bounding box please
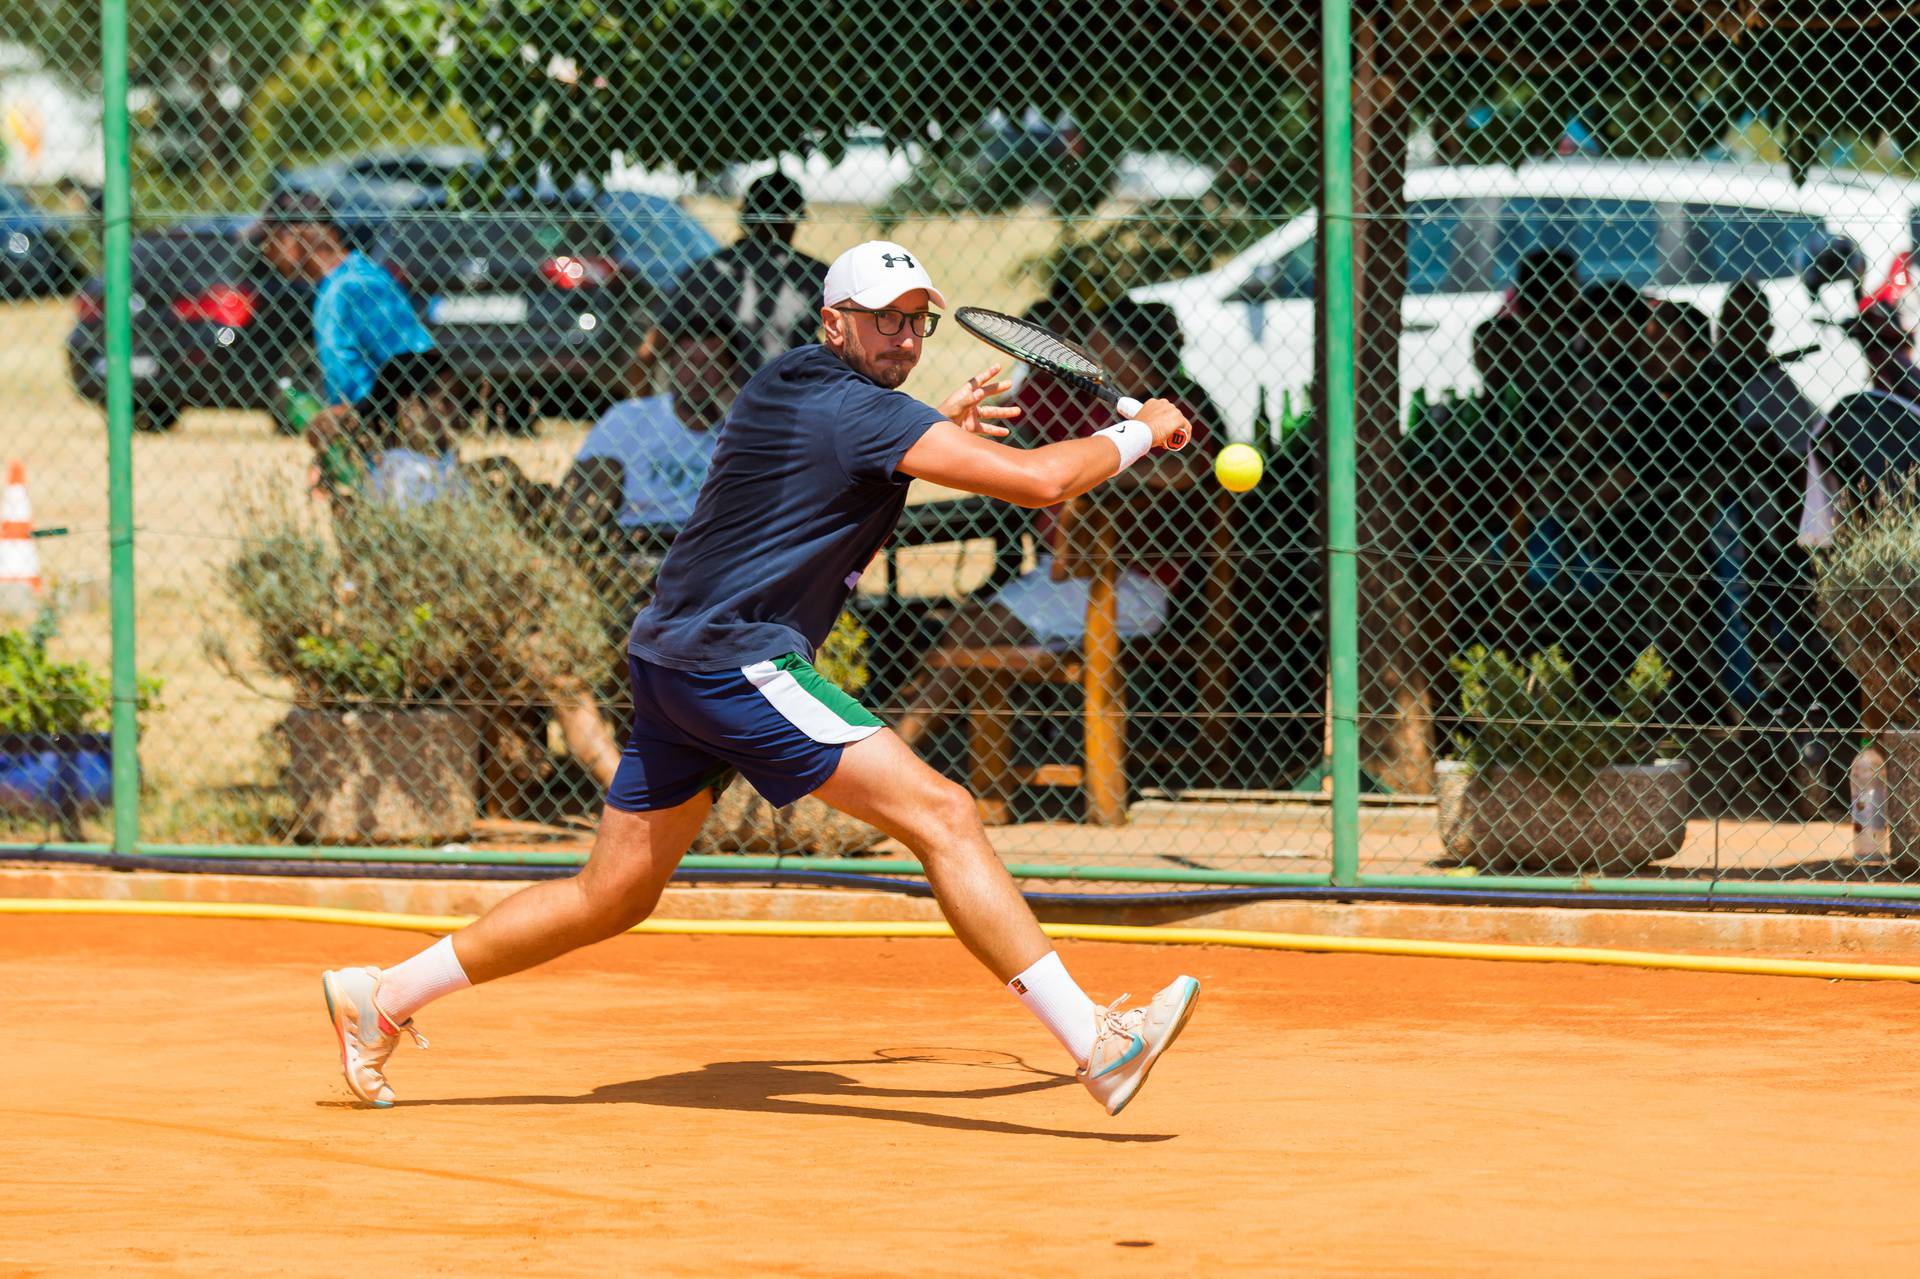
[1215,442,1263,493]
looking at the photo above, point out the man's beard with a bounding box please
[862,355,912,388]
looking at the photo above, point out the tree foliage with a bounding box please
[0,0,305,88]
[297,0,1312,215]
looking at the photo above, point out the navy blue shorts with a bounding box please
[607,652,885,812]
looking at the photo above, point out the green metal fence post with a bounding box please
[101,0,138,855]
[1322,0,1360,888]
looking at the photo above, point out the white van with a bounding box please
[1132,160,1920,441]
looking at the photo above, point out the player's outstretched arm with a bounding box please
[897,399,1191,508]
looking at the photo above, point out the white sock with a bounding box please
[1009,950,1098,1069]
[376,935,471,1023]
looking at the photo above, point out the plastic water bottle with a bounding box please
[278,376,325,431]
[281,378,358,496]
[1851,737,1887,860]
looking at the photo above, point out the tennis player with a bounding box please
[323,241,1200,1116]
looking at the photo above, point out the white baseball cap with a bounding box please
[822,240,947,311]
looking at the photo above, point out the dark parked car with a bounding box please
[0,183,84,300]
[66,167,720,433]
[67,218,309,432]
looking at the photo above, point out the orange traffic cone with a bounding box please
[1,459,43,603]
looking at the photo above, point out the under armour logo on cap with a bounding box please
[822,240,948,310]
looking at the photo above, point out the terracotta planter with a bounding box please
[283,708,478,845]
[1448,761,1692,873]
[1884,729,1920,870]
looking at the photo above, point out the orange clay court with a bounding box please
[5,915,1920,1276]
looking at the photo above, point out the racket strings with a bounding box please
[957,308,1102,379]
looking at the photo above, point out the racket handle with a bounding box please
[1113,395,1189,451]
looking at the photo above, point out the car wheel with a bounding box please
[133,402,182,433]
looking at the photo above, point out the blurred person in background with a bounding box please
[1626,299,1793,716]
[1710,282,1824,712]
[565,307,747,544]
[359,349,467,510]
[1574,278,1654,431]
[1815,300,1920,500]
[659,171,828,372]
[1845,298,1920,404]
[1470,308,1523,401]
[248,190,437,477]
[1504,246,1588,460]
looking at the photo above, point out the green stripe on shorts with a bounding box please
[773,653,883,731]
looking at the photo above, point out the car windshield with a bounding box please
[1485,197,1824,291]
[367,208,616,279]
[1684,206,1827,284]
[596,194,721,288]
[1247,196,1828,301]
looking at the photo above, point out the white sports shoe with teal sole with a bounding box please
[322,966,426,1108]
[1079,975,1201,1116]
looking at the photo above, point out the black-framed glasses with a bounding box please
[837,306,940,337]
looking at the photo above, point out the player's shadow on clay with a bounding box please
[403,1049,1174,1142]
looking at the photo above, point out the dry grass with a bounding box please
[0,207,1060,840]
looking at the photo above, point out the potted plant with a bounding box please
[1438,644,1689,873]
[211,486,887,854]
[210,487,612,844]
[1814,486,1920,868]
[0,605,160,839]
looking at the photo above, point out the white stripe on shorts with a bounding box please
[740,660,882,745]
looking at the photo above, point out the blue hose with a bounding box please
[11,846,1920,917]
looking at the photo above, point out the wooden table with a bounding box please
[1034,477,1228,826]
[922,474,1229,828]
[917,487,1137,827]
[1061,490,1132,825]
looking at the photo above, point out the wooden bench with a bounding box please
[926,484,1236,826]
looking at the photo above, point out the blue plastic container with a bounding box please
[0,733,113,834]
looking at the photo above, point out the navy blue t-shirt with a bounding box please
[628,344,947,671]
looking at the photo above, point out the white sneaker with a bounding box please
[322,966,426,1108]
[1079,975,1200,1116]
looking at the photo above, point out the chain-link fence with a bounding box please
[6,2,1920,897]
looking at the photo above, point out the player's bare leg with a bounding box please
[323,792,712,1105]
[451,792,714,981]
[813,730,1198,1114]
[815,729,1046,979]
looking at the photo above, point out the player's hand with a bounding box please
[939,363,1021,439]
[1135,398,1192,451]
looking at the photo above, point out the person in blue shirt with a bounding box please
[566,306,745,538]
[358,349,467,511]
[321,241,1202,1119]
[248,190,436,465]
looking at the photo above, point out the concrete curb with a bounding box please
[9,864,1920,961]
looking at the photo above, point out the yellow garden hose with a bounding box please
[8,896,1920,985]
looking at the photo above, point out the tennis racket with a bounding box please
[954,306,1190,450]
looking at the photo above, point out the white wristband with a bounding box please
[1093,419,1152,472]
